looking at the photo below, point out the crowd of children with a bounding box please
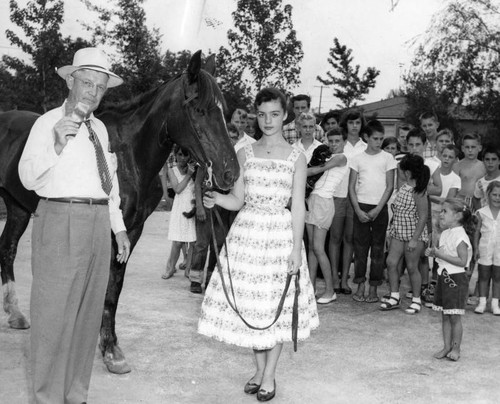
[161,94,500,364]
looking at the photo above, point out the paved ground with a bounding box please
[1,211,499,404]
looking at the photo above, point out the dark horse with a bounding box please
[0,50,239,374]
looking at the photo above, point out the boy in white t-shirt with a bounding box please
[349,120,397,302]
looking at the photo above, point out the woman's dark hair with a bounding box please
[320,110,340,129]
[399,153,430,194]
[254,87,287,112]
[173,144,190,156]
[339,108,367,136]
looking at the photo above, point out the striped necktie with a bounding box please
[84,120,113,195]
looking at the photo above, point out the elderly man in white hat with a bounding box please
[19,47,131,404]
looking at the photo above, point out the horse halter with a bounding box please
[181,73,214,189]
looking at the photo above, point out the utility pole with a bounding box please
[314,85,329,114]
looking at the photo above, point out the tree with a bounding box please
[1,0,90,112]
[408,0,500,126]
[403,70,460,137]
[223,0,303,95]
[215,46,252,116]
[317,38,380,109]
[82,0,164,102]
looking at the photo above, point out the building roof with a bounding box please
[356,96,487,122]
[357,96,407,119]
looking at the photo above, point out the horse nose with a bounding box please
[223,170,235,186]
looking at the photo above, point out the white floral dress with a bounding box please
[198,145,319,349]
[167,166,196,242]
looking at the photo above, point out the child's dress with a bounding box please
[167,166,196,242]
[198,145,319,349]
[476,206,500,266]
[432,226,471,315]
[389,183,429,242]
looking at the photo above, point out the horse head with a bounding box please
[165,50,239,191]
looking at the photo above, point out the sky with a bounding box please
[0,0,445,112]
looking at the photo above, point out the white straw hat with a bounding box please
[57,47,123,88]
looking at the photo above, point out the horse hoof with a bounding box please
[8,312,30,329]
[103,346,132,374]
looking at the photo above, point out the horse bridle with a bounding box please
[181,73,215,189]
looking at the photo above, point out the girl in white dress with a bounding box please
[198,88,318,402]
[162,146,196,279]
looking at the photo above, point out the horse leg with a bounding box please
[99,225,144,374]
[0,193,31,329]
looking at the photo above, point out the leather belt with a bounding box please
[44,197,108,206]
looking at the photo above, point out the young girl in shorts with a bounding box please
[381,154,429,314]
[473,180,500,315]
[306,129,348,303]
[425,198,474,361]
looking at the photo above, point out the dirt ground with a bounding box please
[1,211,499,404]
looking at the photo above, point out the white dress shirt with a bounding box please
[18,102,126,234]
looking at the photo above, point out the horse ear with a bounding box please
[187,50,202,83]
[204,54,216,77]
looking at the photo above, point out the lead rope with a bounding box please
[208,205,300,351]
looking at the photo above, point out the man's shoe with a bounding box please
[190,282,202,294]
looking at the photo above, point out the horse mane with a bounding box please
[101,68,226,115]
[102,86,163,114]
[192,70,227,112]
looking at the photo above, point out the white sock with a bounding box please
[391,292,400,300]
[478,297,487,305]
[412,297,422,304]
[492,298,499,306]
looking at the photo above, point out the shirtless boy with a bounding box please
[453,133,485,208]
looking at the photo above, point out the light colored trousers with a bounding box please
[30,200,111,404]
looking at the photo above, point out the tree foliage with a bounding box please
[81,0,164,102]
[1,0,90,112]
[222,0,303,97]
[408,0,500,126]
[317,38,380,109]
[403,70,460,137]
[215,46,252,115]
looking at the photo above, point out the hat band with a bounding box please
[74,64,112,72]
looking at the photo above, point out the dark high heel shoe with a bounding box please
[243,380,261,395]
[257,381,276,401]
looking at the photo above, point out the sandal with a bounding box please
[352,294,365,302]
[405,301,422,315]
[380,297,400,311]
[381,293,391,303]
[365,296,379,303]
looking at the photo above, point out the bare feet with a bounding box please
[433,348,451,359]
[161,268,176,279]
[446,347,461,361]
[353,283,365,301]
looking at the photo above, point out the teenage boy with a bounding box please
[453,133,486,207]
[419,111,440,158]
[292,112,323,163]
[473,147,500,210]
[283,94,324,144]
[430,129,454,165]
[349,120,396,302]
